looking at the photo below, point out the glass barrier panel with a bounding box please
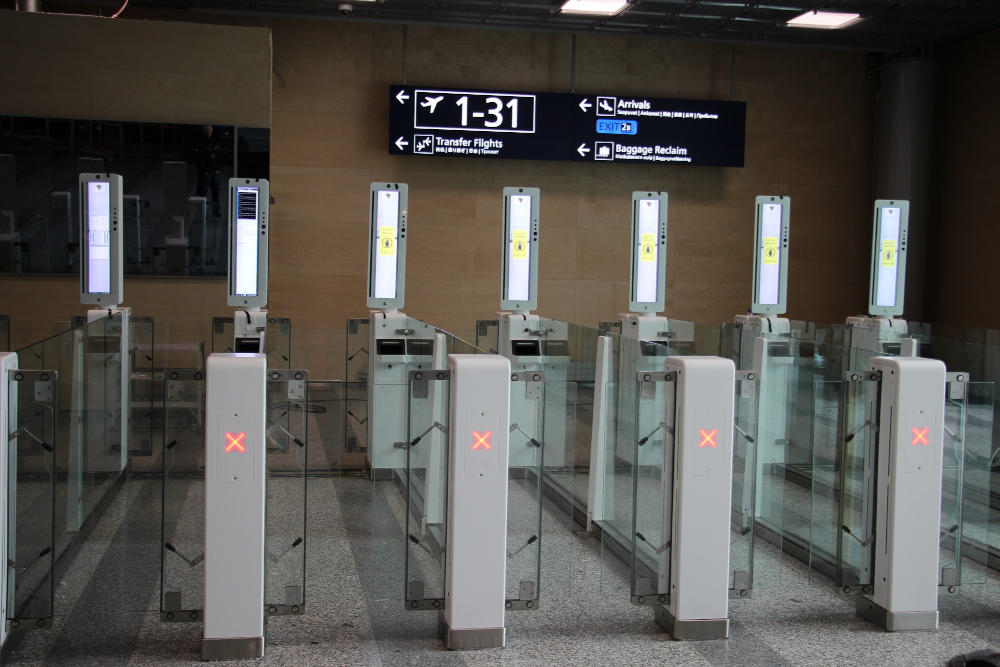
[130,316,155,458]
[744,336,794,589]
[600,334,641,597]
[8,368,56,622]
[160,366,312,619]
[266,318,293,369]
[835,373,878,591]
[756,336,793,534]
[476,319,499,354]
[720,321,738,365]
[595,377,631,599]
[210,316,292,369]
[369,316,465,481]
[364,316,488,604]
[598,321,622,336]
[629,371,675,603]
[730,370,759,596]
[845,329,905,374]
[12,313,127,623]
[807,378,844,587]
[160,369,207,621]
[345,318,369,383]
[404,374,448,608]
[526,318,604,599]
[62,314,125,559]
[506,374,543,607]
[264,370,308,615]
[303,380,367,473]
[939,373,968,588]
[959,380,994,584]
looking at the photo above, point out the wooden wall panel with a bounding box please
[0,10,270,126]
[926,29,1000,329]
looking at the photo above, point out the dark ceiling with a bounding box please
[138,0,1000,53]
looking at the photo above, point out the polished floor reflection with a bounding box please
[4,472,1000,666]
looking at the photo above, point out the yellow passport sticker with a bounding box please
[640,233,656,262]
[379,226,395,256]
[512,230,528,259]
[762,237,778,265]
[881,239,897,267]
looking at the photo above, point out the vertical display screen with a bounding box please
[756,202,782,305]
[634,198,660,303]
[505,194,532,302]
[86,181,111,294]
[874,207,901,308]
[234,187,259,297]
[373,190,400,299]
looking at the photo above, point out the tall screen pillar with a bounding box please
[227,178,270,354]
[733,196,791,529]
[80,173,129,472]
[366,182,414,473]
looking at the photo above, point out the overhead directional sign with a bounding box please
[389,85,746,167]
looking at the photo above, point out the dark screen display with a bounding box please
[389,85,745,167]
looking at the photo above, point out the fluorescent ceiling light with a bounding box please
[786,10,862,29]
[561,0,629,16]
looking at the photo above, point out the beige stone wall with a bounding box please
[1,11,880,378]
[266,22,876,377]
[0,9,271,126]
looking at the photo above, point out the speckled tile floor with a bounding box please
[4,474,1000,666]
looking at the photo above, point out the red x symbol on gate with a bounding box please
[472,431,492,450]
[698,429,718,448]
[225,431,246,453]
[911,427,930,446]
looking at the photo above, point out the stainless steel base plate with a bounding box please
[439,612,505,649]
[201,636,264,660]
[856,595,938,631]
[655,606,729,640]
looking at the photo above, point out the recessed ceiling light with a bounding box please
[786,10,862,29]
[561,0,629,16]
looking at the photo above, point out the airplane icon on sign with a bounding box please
[415,136,433,153]
[420,95,444,113]
[599,99,614,113]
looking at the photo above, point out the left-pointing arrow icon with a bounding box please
[577,143,591,157]
[579,98,592,112]
[396,90,410,104]
[395,136,409,151]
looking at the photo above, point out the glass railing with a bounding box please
[160,367,309,621]
[401,370,546,612]
[365,314,486,476]
[7,367,56,624]
[919,333,1000,565]
[342,314,494,606]
[130,315,155,457]
[625,368,758,604]
[9,312,127,625]
[734,326,998,598]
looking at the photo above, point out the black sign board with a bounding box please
[388,85,746,167]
